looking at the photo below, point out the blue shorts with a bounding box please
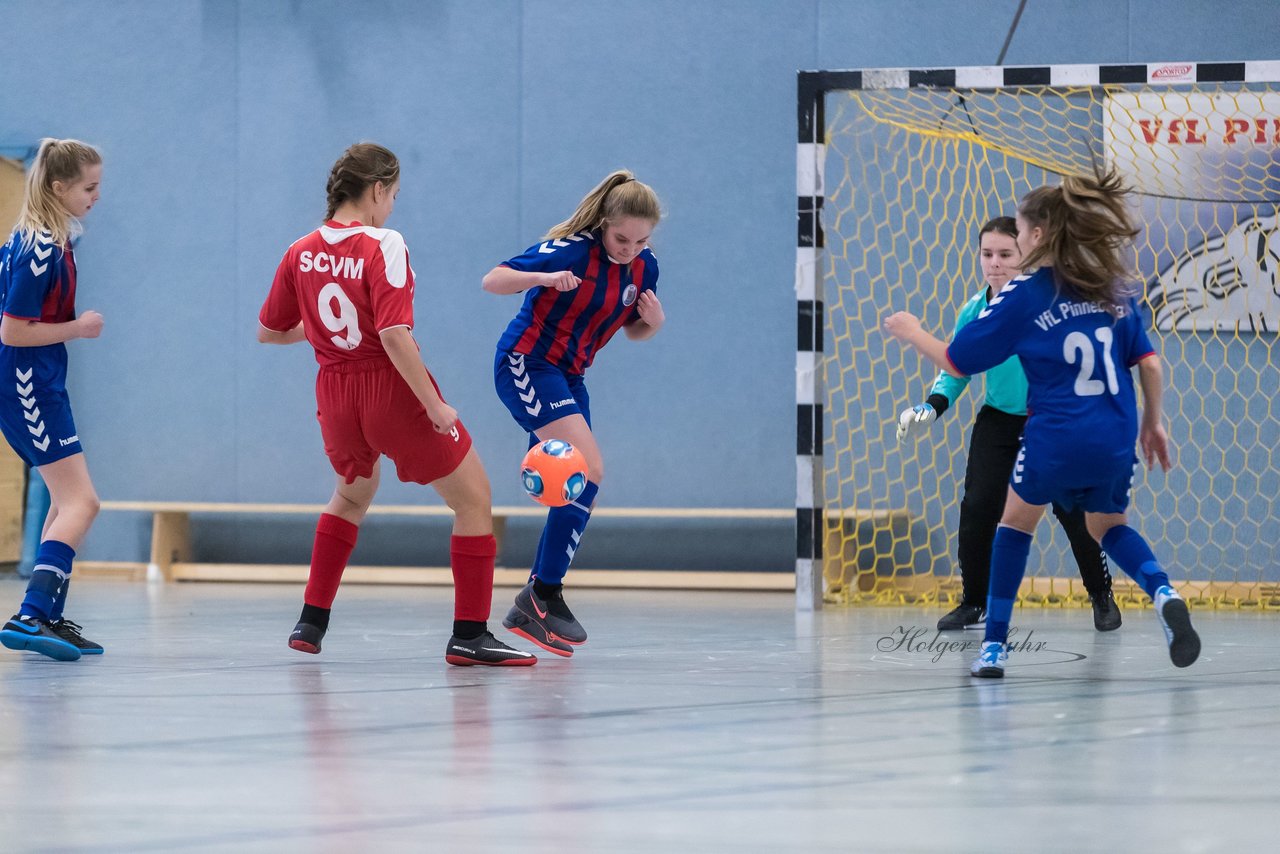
[494,350,591,438]
[1010,442,1135,514]
[0,375,83,468]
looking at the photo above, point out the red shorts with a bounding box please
[315,360,472,485]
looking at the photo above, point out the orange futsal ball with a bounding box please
[521,440,588,507]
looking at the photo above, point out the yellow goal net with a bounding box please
[797,63,1280,610]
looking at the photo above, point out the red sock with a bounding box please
[304,514,359,609]
[451,534,496,622]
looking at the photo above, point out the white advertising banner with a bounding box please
[1105,92,1280,332]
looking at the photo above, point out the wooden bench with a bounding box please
[85,501,797,591]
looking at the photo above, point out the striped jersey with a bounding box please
[495,229,659,374]
[0,229,77,387]
[261,220,416,367]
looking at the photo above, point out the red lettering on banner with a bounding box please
[1170,119,1206,144]
[1139,116,1280,145]
[1224,118,1251,144]
[1150,64,1194,80]
[1262,118,1280,144]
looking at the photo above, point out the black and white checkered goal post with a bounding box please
[796,61,1279,612]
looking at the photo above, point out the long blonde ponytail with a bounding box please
[14,138,102,247]
[544,170,662,240]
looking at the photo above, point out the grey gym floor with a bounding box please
[0,579,1276,853]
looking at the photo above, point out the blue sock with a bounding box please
[19,540,76,622]
[1100,525,1169,600]
[532,481,598,584]
[528,528,548,583]
[984,526,1033,645]
[52,578,71,621]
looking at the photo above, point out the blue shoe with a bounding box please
[970,641,1007,678]
[1154,586,1200,668]
[50,618,104,655]
[0,614,82,661]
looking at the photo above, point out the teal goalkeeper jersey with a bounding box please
[929,287,1029,416]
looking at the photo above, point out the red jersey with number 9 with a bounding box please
[260,220,416,365]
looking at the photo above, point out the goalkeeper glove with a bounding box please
[896,402,936,444]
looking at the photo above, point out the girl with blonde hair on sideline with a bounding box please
[0,138,106,661]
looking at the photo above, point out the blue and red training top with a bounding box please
[0,229,78,387]
[495,229,659,374]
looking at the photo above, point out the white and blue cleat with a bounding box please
[1154,585,1200,668]
[970,640,1007,678]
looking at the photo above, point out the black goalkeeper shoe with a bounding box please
[49,618,104,655]
[1091,591,1122,632]
[937,603,986,631]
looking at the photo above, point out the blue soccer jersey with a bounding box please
[495,229,659,374]
[946,267,1155,480]
[0,229,83,465]
[0,230,77,388]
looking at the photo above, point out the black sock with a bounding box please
[300,604,331,632]
[452,620,486,640]
[532,578,562,600]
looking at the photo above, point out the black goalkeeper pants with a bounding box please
[956,405,1113,606]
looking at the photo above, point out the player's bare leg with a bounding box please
[535,414,604,487]
[37,454,99,549]
[325,465,380,524]
[432,447,493,536]
[434,448,535,666]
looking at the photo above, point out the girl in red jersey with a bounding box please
[484,170,664,657]
[258,143,535,666]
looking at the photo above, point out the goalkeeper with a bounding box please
[897,217,1120,632]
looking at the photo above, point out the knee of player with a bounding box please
[1085,514,1117,543]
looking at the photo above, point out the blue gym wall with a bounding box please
[0,0,1275,569]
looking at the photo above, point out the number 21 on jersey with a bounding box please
[1063,328,1119,396]
[318,282,362,350]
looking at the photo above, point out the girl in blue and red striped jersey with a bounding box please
[483,170,664,657]
[0,139,105,661]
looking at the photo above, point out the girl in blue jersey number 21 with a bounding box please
[0,139,105,661]
[484,170,663,657]
[884,168,1201,678]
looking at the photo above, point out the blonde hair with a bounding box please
[544,170,662,240]
[325,143,399,221]
[14,138,102,247]
[1018,166,1140,308]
